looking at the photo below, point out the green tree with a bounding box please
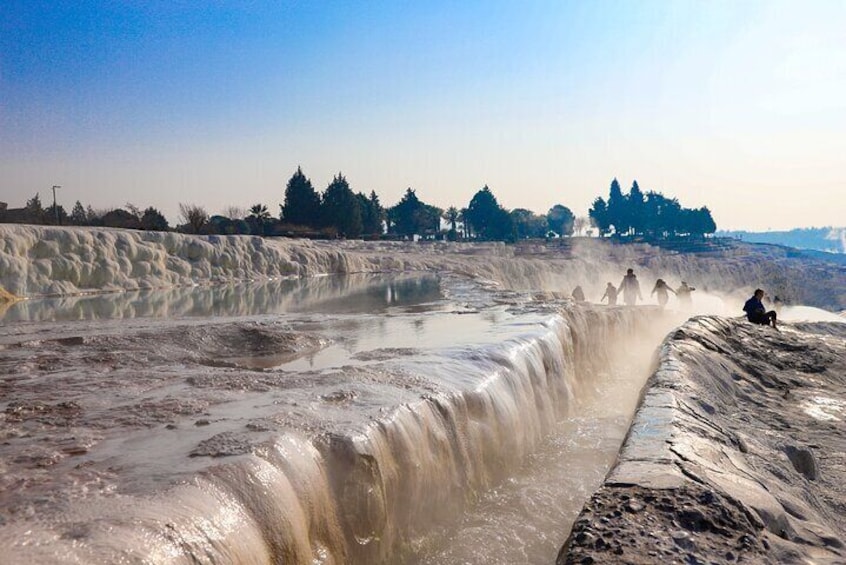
[321,174,362,237]
[698,207,717,236]
[44,203,67,225]
[547,204,575,237]
[388,188,441,237]
[458,207,469,238]
[101,208,141,229]
[588,197,609,236]
[465,185,497,238]
[70,201,87,225]
[140,207,170,231]
[281,167,321,227]
[125,203,143,221]
[628,181,646,236]
[85,205,99,224]
[418,203,444,238]
[358,190,384,236]
[606,178,629,236]
[682,206,717,237]
[465,185,513,240]
[443,206,460,240]
[510,208,547,239]
[641,192,661,237]
[646,192,682,238]
[25,193,44,223]
[247,203,272,235]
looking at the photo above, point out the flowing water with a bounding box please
[0,272,679,564]
[405,350,654,564]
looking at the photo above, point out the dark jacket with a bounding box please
[743,296,765,319]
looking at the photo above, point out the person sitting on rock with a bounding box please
[743,289,778,329]
[600,282,618,305]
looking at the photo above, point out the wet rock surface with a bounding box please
[558,317,846,564]
[560,484,767,564]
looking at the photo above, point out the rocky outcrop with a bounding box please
[558,316,846,564]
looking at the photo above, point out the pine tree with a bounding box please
[388,188,423,237]
[140,207,170,231]
[358,190,384,235]
[606,178,628,236]
[466,185,511,240]
[321,174,362,237]
[25,193,44,223]
[628,181,645,236]
[70,201,87,225]
[281,167,321,228]
[588,197,609,235]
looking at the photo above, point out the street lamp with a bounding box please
[51,185,61,225]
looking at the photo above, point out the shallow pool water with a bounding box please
[0,273,445,323]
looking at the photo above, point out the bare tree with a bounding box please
[574,216,588,236]
[221,205,247,220]
[179,203,208,234]
[125,202,143,220]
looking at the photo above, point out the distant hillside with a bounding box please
[719,227,846,254]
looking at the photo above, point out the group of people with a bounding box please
[570,268,779,330]
[574,269,696,308]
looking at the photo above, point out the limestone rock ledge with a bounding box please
[558,316,846,564]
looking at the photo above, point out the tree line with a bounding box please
[2,171,716,241]
[589,179,716,238]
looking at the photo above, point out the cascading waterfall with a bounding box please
[0,305,669,565]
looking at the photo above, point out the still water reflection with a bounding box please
[0,273,444,323]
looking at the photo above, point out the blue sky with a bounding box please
[2,1,845,230]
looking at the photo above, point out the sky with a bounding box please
[1,0,845,231]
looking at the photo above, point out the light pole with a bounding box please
[51,185,61,225]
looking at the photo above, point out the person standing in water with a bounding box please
[676,281,695,308]
[572,285,585,302]
[600,282,618,305]
[651,278,676,307]
[619,268,643,306]
[743,288,778,329]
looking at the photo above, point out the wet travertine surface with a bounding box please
[0,268,679,564]
[558,317,846,564]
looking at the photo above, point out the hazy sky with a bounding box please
[2,1,845,231]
